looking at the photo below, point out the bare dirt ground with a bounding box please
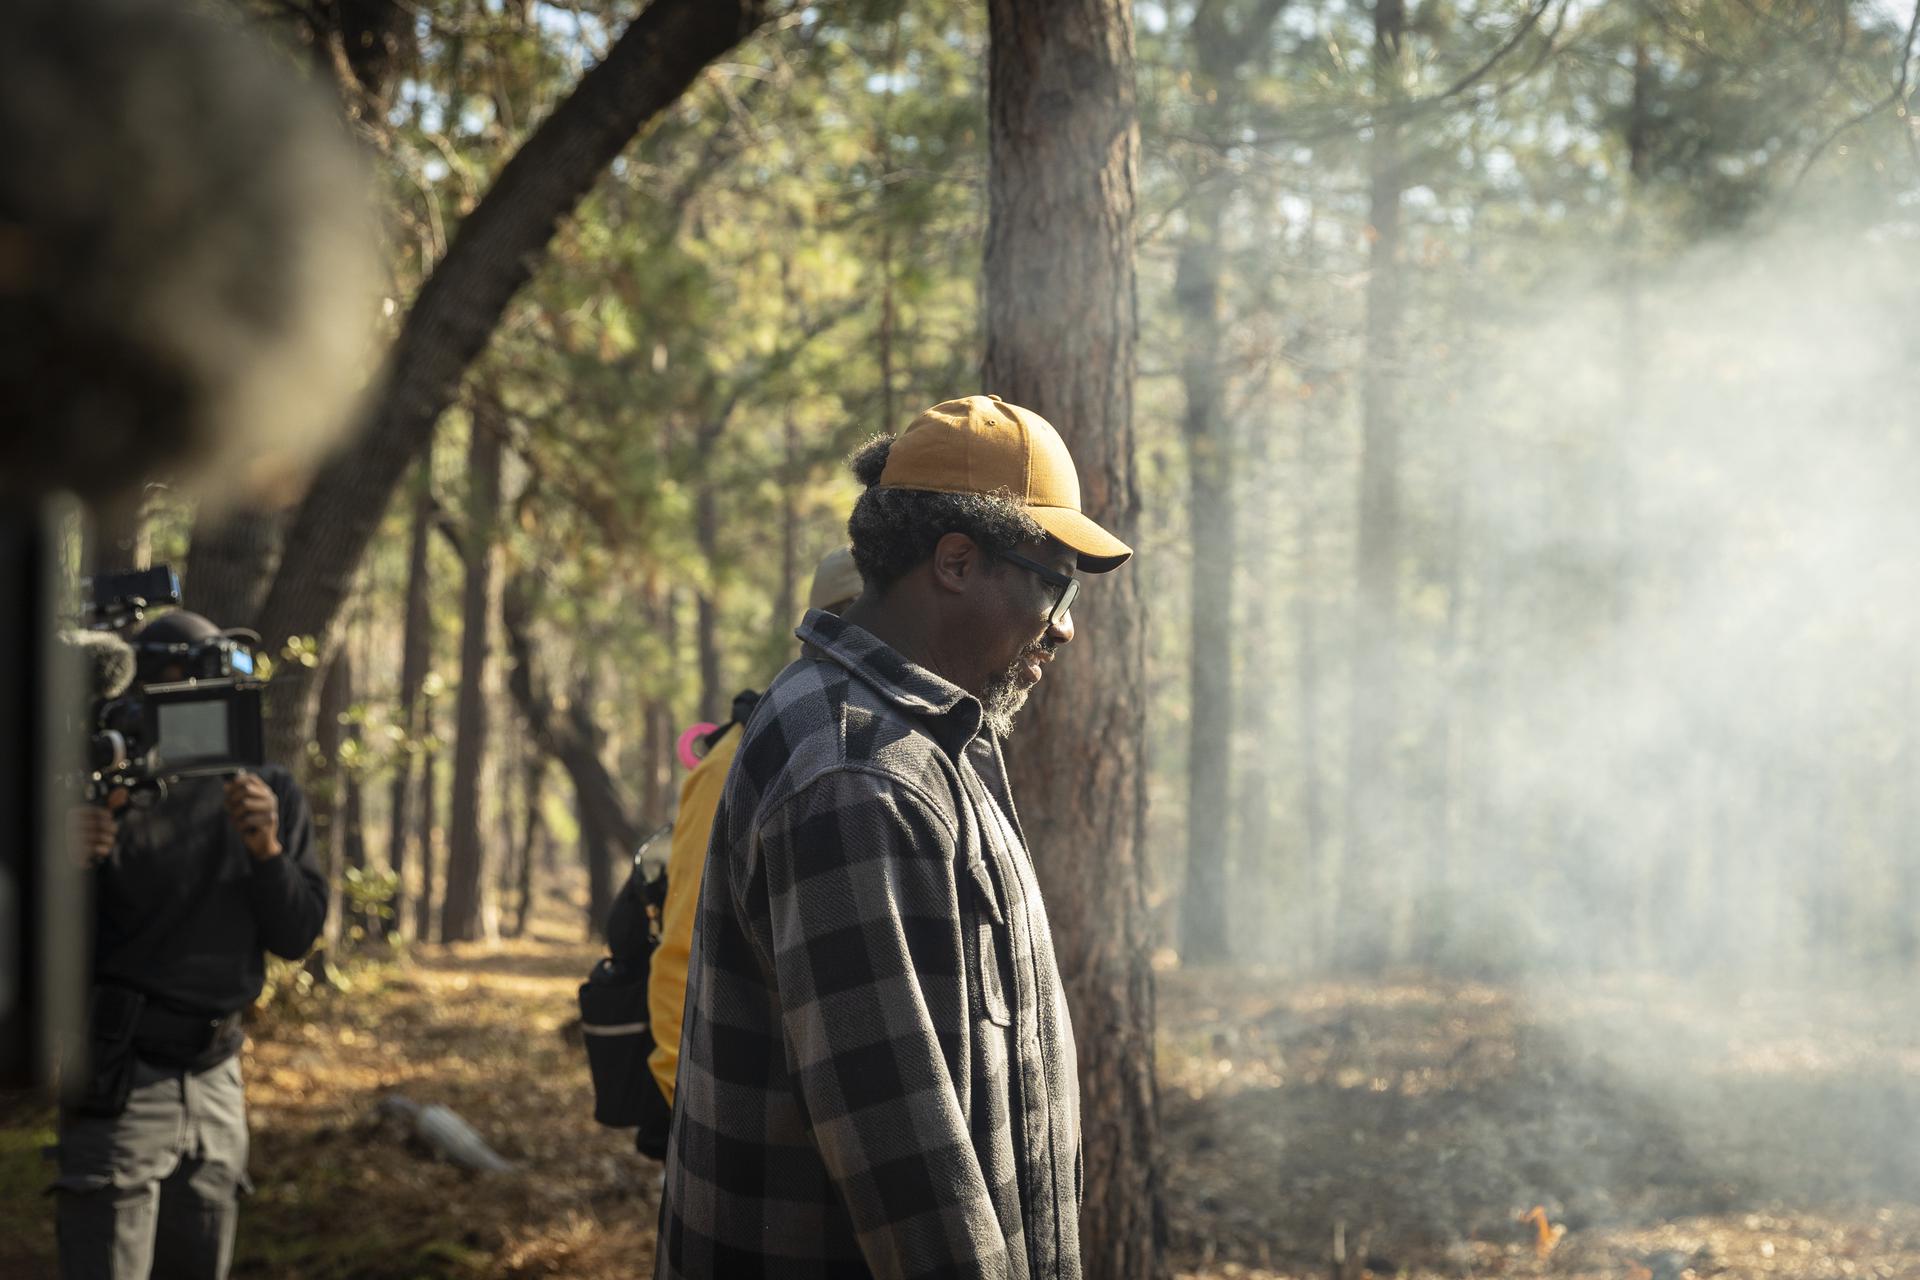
[1158,968,1920,1279]
[6,939,1920,1278]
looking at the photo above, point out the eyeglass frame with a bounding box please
[995,548,1079,626]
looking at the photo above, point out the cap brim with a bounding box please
[1030,506,1133,573]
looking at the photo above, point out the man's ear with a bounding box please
[928,532,981,596]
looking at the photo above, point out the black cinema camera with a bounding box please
[75,566,266,804]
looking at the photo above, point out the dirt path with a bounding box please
[236,930,661,1278]
[1,927,662,1279]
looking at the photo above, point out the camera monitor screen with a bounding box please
[154,699,231,769]
[144,680,266,776]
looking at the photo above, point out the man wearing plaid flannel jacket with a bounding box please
[657,396,1133,1280]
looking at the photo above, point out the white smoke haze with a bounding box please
[1153,186,1920,1268]
[1458,215,1920,1219]
[1370,210,1920,1230]
[1454,216,1920,973]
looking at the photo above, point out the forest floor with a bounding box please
[6,915,1920,1279]
[1159,968,1920,1280]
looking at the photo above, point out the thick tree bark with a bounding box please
[1338,0,1409,974]
[983,2,1165,1275]
[251,0,771,765]
[387,467,435,938]
[441,408,503,944]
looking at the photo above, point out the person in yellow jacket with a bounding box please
[646,546,863,1104]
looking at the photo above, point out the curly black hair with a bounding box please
[845,435,1045,594]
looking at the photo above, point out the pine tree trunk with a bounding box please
[1416,472,1466,964]
[1338,0,1409,974]
[340,649,365,877]
[388,466,435,939]
[415,707,439,944]
[1292,213,1335,971]
[336,642,371,942]
[1175,0,1290,967]
[515,756,542,938]
[1231,400,1278,963]
[494,716,521,929]
[441,407,503,944]
[983,1,1165,1274]
[1175,173,1233,967]
[314,649,349,957]
[570,665,617,940]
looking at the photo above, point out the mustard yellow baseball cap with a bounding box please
[877,394,1133,572]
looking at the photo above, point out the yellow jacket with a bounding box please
[646,724,740,1103]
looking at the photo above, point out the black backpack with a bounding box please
[578,825,673,1154]
[576,689,761,1158]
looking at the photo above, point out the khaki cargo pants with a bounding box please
[51,1055,250,1280]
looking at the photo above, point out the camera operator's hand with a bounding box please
[67,795,123,866]
[225,771,282,860]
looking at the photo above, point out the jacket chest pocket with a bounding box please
[963,853,1013,1027]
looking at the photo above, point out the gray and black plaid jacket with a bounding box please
[657,610,1082,1280]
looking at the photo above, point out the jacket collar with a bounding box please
[796,609,984,750]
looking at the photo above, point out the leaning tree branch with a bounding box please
[501,573,645,854]
[1792,0,1920,188]
[1426,0,1558,106]
[252,0,770,763]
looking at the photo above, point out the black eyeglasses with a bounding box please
[996,549,1079,626]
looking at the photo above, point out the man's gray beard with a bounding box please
[979,660,1033,739]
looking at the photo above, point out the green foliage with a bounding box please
[344,865,402,944]
[0,1113,56,1269]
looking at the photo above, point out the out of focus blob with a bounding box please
[0,0,379,504]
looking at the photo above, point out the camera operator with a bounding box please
[53,610,326,1280]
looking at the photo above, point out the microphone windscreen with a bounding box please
[58,629,137,699]
[0,0,378,505]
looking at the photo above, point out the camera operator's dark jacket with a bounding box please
[94,765,325,1038]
